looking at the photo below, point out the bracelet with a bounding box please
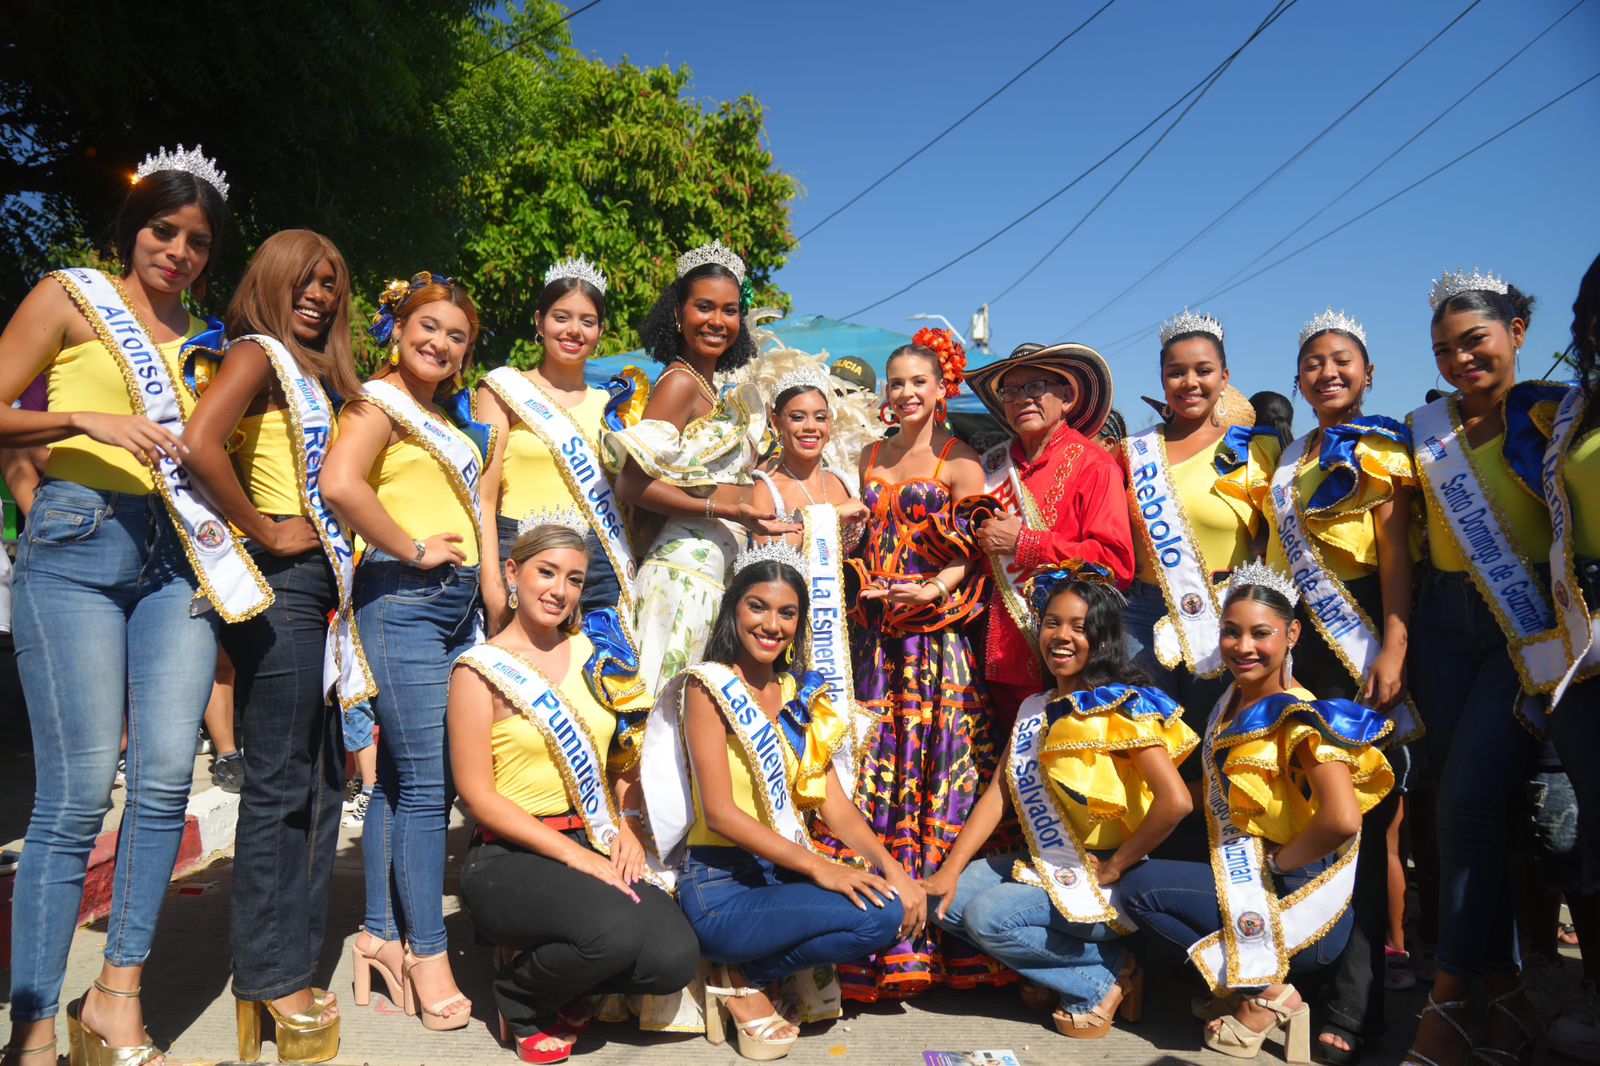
[704,495,716,521]
[409,538,427,567]
[620,808,642,820]
[924,576,952,601]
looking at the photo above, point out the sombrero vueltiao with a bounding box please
[966,341,1114,438]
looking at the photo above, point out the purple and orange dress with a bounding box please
[817,439,1012,1001]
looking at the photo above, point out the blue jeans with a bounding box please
[930,850,1125,1011]
[1410,567,1536,979]
[1116,854,1351,987]
[495,514,621,616]
[354,549,480,955]
[9,479,219,1021]
[678,847,903,986]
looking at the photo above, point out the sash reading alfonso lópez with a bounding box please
[52,267,270,622]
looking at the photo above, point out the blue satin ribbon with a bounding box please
[1026,561,1117,617]
[603,373,638,433]
[179,315,227,392]
[581,607,642,714]
[1304,415,1411,514]
[438,386,493,460]
[1214,425,1278,476]
[1044,684,1182,727]
[1216,692,1390,750]
[777,669,827,754]
[1504,381,1571,501]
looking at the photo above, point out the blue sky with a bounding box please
[563,0,1600,427]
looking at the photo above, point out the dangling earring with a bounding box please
[1282,645,1294,684]
[782,644,796,669]
[934,398,948,422]
[879,402,898,426]
[452,369,464,392]
[507,584,518,610]
[389,343,401,367]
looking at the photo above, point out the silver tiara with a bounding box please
[516,506,589,540]
[772,365,833,403]
[732,540,808,579]
[1428,267,1508,310]
[676,240,746,285]
[1158,308,1224,347]
[1298,308,1367,350]
[543,255,607,295]
[1227,558,1300,607]
[133,145,229,201]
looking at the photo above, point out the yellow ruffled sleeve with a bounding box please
[789,682,849,811]
[1308,435,1421,570]
[1216,432,1282,536]
[1222,718,1394,845]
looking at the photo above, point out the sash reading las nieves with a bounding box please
[361,378,484,544]
[1188,686,1360,992]
[800,504,873,794]
[1540,386,1600,699]
[52,268,270,622]
[1124,426,1223,677]
[1006,692,1134,932]
[1271,432,1422,745]
[484,367,637,610]
[239,335,375,707]
[980,442,1048,653]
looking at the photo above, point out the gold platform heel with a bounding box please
[66,981,162,1066]
[236,995,339,1064]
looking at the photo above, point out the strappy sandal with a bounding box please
[1052,954,1143,1040]
[1194,990,1247,1021]
[5,1039,56,1066]
[1475,984,1534,1066]
[401,949,471,1032]
[67,981,164,1066]
[351,933,407,1011]
[1403,995,1473,1066]
[704,966,798,1061]
[1203,985,1311,1062]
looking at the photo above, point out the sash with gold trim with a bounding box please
[361,378,484,552]
[798,503,874,793]
[980,441,1049,652]
[1540,386,1600,698]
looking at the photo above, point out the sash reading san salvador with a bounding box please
[1124,426,1224,676]
[484,367,636,609]
[1270,431,1422,744]
[361,378,484,540]
[51,268,270,622]
[1006,692,1134,932]
[1540,385,1600,699]
[799,503,874,794]
[980,441,1050,652]
[1188,686,1360,992]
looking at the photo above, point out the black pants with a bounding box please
[221,545,345,1000]
[461,833,699,1033]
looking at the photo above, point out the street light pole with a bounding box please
[908,313,969,348]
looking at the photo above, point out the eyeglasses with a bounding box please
[996,380,1058,404]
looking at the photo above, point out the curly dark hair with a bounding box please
[636,263,758,372]
[1571,252,1600,404]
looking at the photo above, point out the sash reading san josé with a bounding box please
[360,378,484,544]
[980,441,1049,652]
[1270,431,1422,745]
[51,268,270,622]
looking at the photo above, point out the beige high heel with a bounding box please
[350,934,407,1013]
[1203,985,1311,1062]
[1052,953,1143,1039]
[401,949,471,1032]
[704,965,798,1061]
[65,981,162,1066]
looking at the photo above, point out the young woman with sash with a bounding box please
[322,273,489,1032]
[1115,561,1393,1063]
[183,230,365,1060]
[640,542,923,1060]
[605,242,795,696]
[820,333,1004,1001]
[451,511,697,1064]
[0,148,254,1066]
[922,563,1196,1041]
[1264,309,1421,1065]
[1403,270,1559,1066]
[478,257,631,633]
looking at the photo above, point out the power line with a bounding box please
[1064,0,1484,336]
[470,0,605,70]
[1097,70,1600,356]
[797,0,1120,242]
[838,0,1300,322]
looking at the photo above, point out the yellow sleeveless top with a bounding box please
[498,385,610,520]
[232,408,337,518]
[1425,432,1552,572]
[1565,427,1600,560]
[489,634,618,817]
[1136,432,1279,585]
[1265,434,1421,583]
[44,315,206,495]
[367,423,482,566]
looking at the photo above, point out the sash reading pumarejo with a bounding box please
[360,378,484,547]
[800,503,872,794]
[1539,386,1600,699]
[51,268,270,622]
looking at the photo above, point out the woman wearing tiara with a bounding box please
[1263,309,1419,1064]
[0,146,237,1066]
[1402,270,1557,1066]
[478,257,631,635]
[451,508,697,1064]
[640,540,923,1061]
[1115,561,1393,1063]
[749,360,869,550]
[605,241,795,695]
[322,273,489,1032]
[1122,311,1280,854]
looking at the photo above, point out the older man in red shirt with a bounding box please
[968,342,1135,737]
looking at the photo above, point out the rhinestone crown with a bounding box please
[1428,267,1508,310]
[732,540,808,579]
[676,240,746,285]
[516,505,589,540]
[772,365,833,404]
[1298,308,1367,350]
[133,145,230,201]
[1158,308,1224,348]
[543,255,607,295]
[1226,557,1300,607]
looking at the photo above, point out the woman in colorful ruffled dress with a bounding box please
[605,241,795,695]
[923,564,1196,1041]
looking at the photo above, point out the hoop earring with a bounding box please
[389,343,401,367]
[534,331,543,345]
[879,402,898,426]
[507,585,518,610]
[934,398,948,422]
[782,644,796,669]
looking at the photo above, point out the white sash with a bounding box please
[484,367,636,606]
[1006,693,1134,932]
[1188,686,1360,992]
[1270,433,1423,745]
[980,442,1047,652]
[799,504,872,793]
[1124,426,1223,676]
[52,268,270,622]
[1540,386,1600,699]
[360,378,483,544]
[243,335,375,707]
[1410,397,1567,695]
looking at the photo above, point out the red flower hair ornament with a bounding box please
[912,327,967,399]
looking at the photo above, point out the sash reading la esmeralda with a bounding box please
[1188,686,1360,992]
[1124,426,1224,677]
[360,378,484,544]
[1006,692,1135,932]
[483,367,637,613]
[1410,395,1568,707]
[799,503,874,794]
[237,334,376,707]
[1271,432,1422,745]
[980,441,1049,653]
[1541,386,1600,698]
[52,268,270,622]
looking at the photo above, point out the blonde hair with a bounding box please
[225,230,362,399]
[507,525,588,635]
